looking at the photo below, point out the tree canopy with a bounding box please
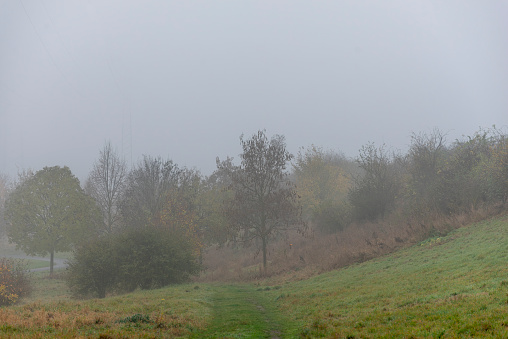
[120,155,181,229]
[5,166,101,275]
[218,130,306,271]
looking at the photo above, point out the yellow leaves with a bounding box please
[154,192,203,256]
[0,262,20,306]
[294,147,352,217]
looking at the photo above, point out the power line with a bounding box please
[39,0,80,70]
[18,0,82,98]
[107,61,133,167]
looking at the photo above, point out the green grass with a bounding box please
[23,259,50,270]
[191,284,300,338]
[1,281,213,338]
[2,216,508,337]
[0,236,72,261]
[262,215,508,337]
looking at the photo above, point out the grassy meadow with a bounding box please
[1,215,508,338]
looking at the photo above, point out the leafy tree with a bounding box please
[194,173,231,246]
[438,128,508,212]
[153,189,203,257]
[293,146,355,233]
[0,173,11,237]
[120,155,181,229]
[218,130,306,271]
[85,141,127,234]
[438,130,492,212]
[349,143,400,221]
[5,166,101,275]
[486,132,508,202]
[404,129,448,214]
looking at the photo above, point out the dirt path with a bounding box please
[1,254,67,272]
[193,284,292,338]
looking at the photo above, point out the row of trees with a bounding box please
[1,127,507,297]
[2,131,305,297]
[294,127,508,234]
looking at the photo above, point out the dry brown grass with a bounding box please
[198,202,507,283]
[0,289,209,338]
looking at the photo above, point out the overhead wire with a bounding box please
[18,0,83,99]
[107,60,134,167]
[39,0,80,70]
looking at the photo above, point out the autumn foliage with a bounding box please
[0,258,31,306]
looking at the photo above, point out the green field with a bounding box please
[1,215,507,338]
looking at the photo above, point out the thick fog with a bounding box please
[1,1,507,181]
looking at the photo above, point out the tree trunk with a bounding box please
[50,250,54,277]
[262,235,267,274]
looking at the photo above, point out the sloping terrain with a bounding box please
[262,215,508,337]
[1,215,507,338]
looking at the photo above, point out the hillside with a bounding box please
[262,214,508,337]
[1,215,507,338]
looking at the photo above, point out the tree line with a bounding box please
[0,127,507,299]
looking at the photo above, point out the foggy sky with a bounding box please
[1,1,507,182]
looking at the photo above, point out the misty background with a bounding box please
[1,1,507,181]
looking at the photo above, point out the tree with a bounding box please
[293,146,355,233]
[218,130,306,272]
[120,155,182,229]
[405,129,447,212]
[85,141,127,234]
[348,143,400,221]
[194,173,232,246]
[5,166,101,275]
[0,173,11,237]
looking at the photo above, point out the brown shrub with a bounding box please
[198,202,507,283]
[0,257,32,306]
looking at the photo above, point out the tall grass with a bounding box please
[200,204,505,282]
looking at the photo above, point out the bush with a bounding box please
[67,228,201,298]
[349,143,400,221]
[312,200,352,234]
[0,257,31,306]
[67,236,118,299]
[115,228,200,292]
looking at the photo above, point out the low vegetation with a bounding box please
[262,215,508,337]
[0,127,507,337]
[0,215,506,338]
[0,258,31,306]
[67,228,200,298]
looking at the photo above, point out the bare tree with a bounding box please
[120,155,181,229]
[218,130,306,272]
[86,141,127,234]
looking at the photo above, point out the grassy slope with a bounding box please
[263,215,508,338]
[1,215,507,338]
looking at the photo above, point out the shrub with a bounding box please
[0,257,31,306]
[115,228,201,292]
[67,236,118,299]
[312,200,352,234]
[349,143,400,221]
[67,228,201,298]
